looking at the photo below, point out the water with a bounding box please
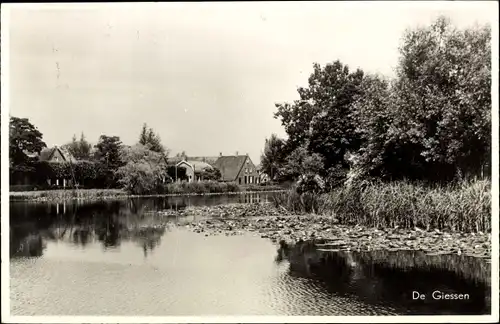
[9,193,491,316]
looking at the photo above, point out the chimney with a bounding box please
[220,152,222,157]
[236,151,239,156]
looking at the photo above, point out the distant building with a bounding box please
[213,152,260,185]
[39,146,76,163]
[162,156,215,183]
[39,146,77,188]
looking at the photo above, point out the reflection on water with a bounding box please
[9,193,491,316]
[10,193,271,258]
[276,240,491,315]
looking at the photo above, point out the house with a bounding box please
[39,146,77,188]
[161,155,215,183]
[213,152,260,185]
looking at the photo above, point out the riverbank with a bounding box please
[160,203,491,259]
[9,185,285,202]
[273,179,491,233]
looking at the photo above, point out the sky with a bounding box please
[5,1,497,164]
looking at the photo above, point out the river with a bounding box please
[9,192,491,316]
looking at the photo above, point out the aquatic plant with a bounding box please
[274,179,491,233]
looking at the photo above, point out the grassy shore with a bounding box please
[272,179,491,233]
[9,182,285,202]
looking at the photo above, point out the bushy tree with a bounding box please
[138,123,165,154]
[9,116,46,169]
[272,16,491,186]
[275,60,365,174]
[116,144,169,194]
[199,167,222,181]
[390,16,491,180]
[94,135,124,187]
[62,132,92,160]
[281,145,324,181]
[260,133,286,181]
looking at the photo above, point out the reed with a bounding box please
[272,179,491,233]
[9,188,127,202]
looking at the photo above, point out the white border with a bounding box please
[1,2,499,323]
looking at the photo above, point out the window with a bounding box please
[244,176,247,184]
[239,178,242,184]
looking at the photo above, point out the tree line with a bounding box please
[9,119,224,192]
[260,16,491,190]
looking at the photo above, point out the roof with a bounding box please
[213,155,248,181]
[173,160,214,173]
[189,160,213,172]
[39,146,76,163]
[188,156,220,165]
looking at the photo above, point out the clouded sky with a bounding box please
[6,2,496,164]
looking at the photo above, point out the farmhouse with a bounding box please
[213,152,260,184]
[163,152,260,184]
[162,155,215,183]
[39,146,77,188]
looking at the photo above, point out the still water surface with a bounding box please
[10,193,491,316]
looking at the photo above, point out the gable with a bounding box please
[236,156,259,179]
[213,155,247,181]
[39,146,73,163]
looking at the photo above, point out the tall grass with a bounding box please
[272,179,491,233]
[162,181,241,195]
[9,188,127,202]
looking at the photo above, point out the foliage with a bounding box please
[9,116,46,168]
[281,145,324,181]
[93,135,124,187]
[271,16,491,185]
[274,61,364,172]
[388,17,491,180]
[62,132,92,160]
[116,144,170,195]
[260,133,287,181]
[94,135,123,168]
[138,123,165,154]
[199,167,222,181]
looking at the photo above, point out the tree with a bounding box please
[274,60,365,176]
[282,145,324,181]
[388,16,491,181]
[350,74,394,179]
[116,144,169,194]
[9,117,46,169]
[62,132,92,160]
[94,135,124,187]
[139,123,148,146]
[138,123,165,154]
[94,135,123,168]
[260,134,286,181]
[199,167,222,181]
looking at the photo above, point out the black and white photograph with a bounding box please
[1,1,498,322]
